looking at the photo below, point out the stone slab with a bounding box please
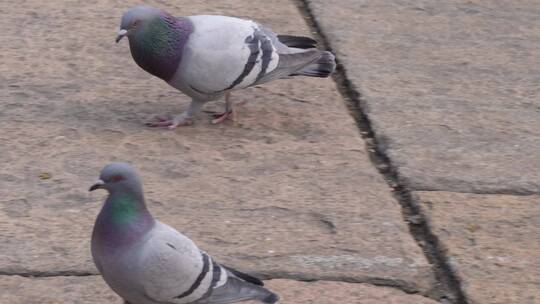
[0,275,118,304]
[0,0,433,293]
[307,0,540,194]
[266,279,441,304]
[0,275,440,304]
[416,191,540,304]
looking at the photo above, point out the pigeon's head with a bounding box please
[89,162,143,193]
[116,5,164,43]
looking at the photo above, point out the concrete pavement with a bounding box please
[305,0,540,303]
[0,0,538,303]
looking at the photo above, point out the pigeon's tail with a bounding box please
[222,266,279,303]
[202,276,279,304]
[294,51,336,78]
[227,277,279,304]
[277,35,318,49]
[255,286,279,304]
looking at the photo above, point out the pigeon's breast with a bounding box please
[101,247,152,304]
[129,17,194,82]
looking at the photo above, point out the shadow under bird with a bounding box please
[116,5,336,128]
[89,162,279,304]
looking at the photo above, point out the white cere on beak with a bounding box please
[116,28,128,43]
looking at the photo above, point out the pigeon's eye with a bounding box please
[110,175,124,182]
[132,20,141,28]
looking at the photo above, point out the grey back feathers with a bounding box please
[90,163,279,304]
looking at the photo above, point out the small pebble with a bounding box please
[39,172,52,180]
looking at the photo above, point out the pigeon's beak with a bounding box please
[116,29,128,43]
[89,179,105,192]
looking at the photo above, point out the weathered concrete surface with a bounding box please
[267,279,440,303]
[0,276,440,304]
[0,0,434,296]
[416,191,540,304]
[0,275,119,304]
[307,0,540,194]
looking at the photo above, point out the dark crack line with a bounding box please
[256,271,423,295]
[304,276,416,293]
[0,271,99,277]
[318,217,337,235]
[293,1,469,303]
[0,270,437,301]
[0,269,421,294]
[411,188,540,196]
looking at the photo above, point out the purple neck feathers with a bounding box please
[92,192,155,253]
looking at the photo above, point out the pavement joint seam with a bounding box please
[409,188,540,196]
[0,269,424,294]
[0,271,98,277]
[257,271,420,294]
[292,0,470,303]
[0,273,436,300]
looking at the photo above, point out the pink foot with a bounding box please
[211,110,235,124]
[146,115,193,129]
[146,116,172,127]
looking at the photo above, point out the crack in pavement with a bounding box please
[257,271,421,294]
[410,188,540,197]
[0,272,433,299]
[292,0,470,303]
[0,270,98,277]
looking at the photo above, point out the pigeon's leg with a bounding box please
[146,99,204,129]
[211,93,235,124]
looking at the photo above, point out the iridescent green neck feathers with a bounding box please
[128,15,193,81]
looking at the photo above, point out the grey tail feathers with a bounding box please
[259,289,279,304]
[222,265,264,286]
[294,51,336,77]
[253,283,279,304]
[277,35,318,49]
[200,277,279,304]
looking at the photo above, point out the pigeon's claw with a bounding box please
[211,109,235,124]
[146,114,193,129]
[211,92,236,124]
[145,120,173,128]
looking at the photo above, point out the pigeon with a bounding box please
[89,162,279,304]
[116,5,336,128]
